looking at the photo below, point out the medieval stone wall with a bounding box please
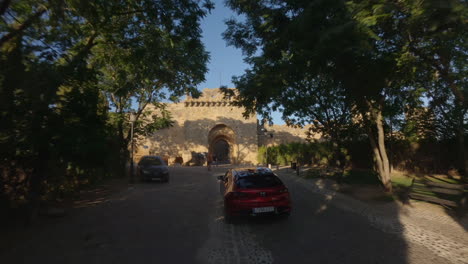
[136,88,258,165]
[135,88,321,165]
[258,124,322,146]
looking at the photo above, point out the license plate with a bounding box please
[253,207,275,213]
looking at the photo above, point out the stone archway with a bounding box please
[212,138,230,164]
[208,124,236,164]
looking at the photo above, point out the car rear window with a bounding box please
[236,174,283,189]
[139,157,163,166]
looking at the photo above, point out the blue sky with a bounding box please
[197,1,244,90]
[197,1,285,124]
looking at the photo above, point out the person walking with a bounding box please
[207,152,213,171]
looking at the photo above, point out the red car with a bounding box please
[218,167,291,222]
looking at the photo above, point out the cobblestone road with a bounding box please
[1,166,465,264]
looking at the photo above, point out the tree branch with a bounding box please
[0,6,46,48]
[109,93,118,108]
[135,92,153,120]
[65,32,98,65]
[408,45,465,105]
[114,9,145,16]
[0,0,11,16]
[125,90,154,142]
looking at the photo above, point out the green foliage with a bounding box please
[224,0,467,183]
[0,0,213,209]
[258,142,335,166]
[89,0,213,176]
[389,136,465,174]
[391,176,413,189]
[223,0,400,188]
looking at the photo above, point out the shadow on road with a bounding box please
[1,166,464,264]
[210,165,460,264]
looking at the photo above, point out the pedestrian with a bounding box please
[207,152,213,171]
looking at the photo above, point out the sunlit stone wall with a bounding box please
[135,88,321,165]
[136,88,258,165]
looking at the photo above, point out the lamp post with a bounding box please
[260,127,267,166]
[129,112,136,183]
[267,133,273,168]
[260,127,273,168]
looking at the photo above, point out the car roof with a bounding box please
[140,155,163,159]
[139,156,165,163]
[232,167,274,178]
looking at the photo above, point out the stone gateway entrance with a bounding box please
[208,124,235,164]
[212,139,230,163]
[135,88,316,165]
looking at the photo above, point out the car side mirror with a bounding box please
[217,175,225,181]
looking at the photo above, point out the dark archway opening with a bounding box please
[213,139,230,164]
[208,124,236,164]
[174,156,183,164]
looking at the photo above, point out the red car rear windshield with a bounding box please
[236,174,282,189]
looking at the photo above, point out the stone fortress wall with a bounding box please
[135,88,320,165]
[258,124,321,147]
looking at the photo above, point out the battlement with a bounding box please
[136,88,319,165]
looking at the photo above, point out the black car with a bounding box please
[137,156,170,182]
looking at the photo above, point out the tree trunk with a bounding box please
[26,149,46,226]
[367,108,392,192]
[456,106,467,180]
[375,109,391,187]
[332,140,346,183]
[117,104,127,178]
[26,112,49,226]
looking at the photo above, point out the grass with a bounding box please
[304,167,466,195]
[341,170,381,185]
[305,168,413,187]
[301,167,466,206]
[391,175,413,188]
[423,175,463,184]
[340,170,414,187]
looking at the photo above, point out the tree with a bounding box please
[223,0,467,189]
[1,0,108,211]
[0,0,213,213]
[348,0,467,177]
[224,74,357,170]
[392,0,467,177]
[222,0,400,191]
[91,0,212,175]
